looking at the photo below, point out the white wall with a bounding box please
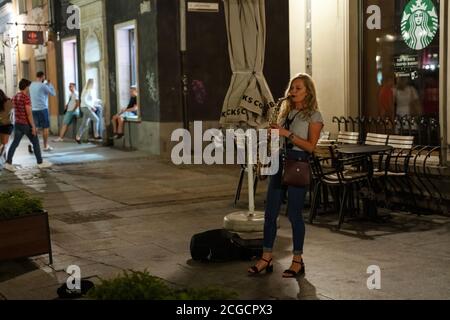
[62,38,77,102]
[115,27,132,108]
[0,3,17,97]
[290,0,349,135]
[446,2,449,158]
[289,0,306,76]
[3,47,16,98]
[311,0,347,135]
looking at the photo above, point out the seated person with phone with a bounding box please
[112,86,138,139]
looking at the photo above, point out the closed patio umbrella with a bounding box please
[220,0,274,129]
[221,0,275,232]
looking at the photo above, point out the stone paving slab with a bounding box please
[1,139,450,300]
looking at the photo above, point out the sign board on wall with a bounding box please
[393,54,420,79]
[393,54,419,71]
[401,0,439,51]
[22,31,44,45]
[187,2,219,12]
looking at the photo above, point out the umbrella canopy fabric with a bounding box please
[220,0,275,129]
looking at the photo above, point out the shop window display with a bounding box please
[363,0,440,144]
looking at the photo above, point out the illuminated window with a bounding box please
[362,0,440,145]
[115,20,139,119]
[32,0,44,9]
[18,0,27,14]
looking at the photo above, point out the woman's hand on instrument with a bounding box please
[270,124,290,138]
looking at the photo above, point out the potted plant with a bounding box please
[86,270,238,300]
[0,190,53,264]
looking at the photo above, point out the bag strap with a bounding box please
[284,111,301,131]
[282,111,301,153]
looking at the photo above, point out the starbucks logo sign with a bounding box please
[401,0,439,50]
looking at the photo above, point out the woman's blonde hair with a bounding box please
[278,73,319,124]
[83,79,94,92]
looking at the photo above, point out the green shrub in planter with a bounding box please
[87,270,238,300]
[0,190,43,219]
[0,189,51,264]
[174,286,239,300]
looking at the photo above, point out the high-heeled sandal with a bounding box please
[282,259,305,278]
[248,258,274,275]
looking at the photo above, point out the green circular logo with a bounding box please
[401,0,439,50]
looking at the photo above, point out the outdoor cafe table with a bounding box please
[335,144,394,222]
[336,145,393,156]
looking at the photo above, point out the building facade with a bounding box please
[68,0,108,139]
[72,0,290,155]
[53,0,82,119]
[289,0,449,162]
[2,0,447,162]
[0,0,17,98]
[9,0,60,133]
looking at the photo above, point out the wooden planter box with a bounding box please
[0,211,53,264]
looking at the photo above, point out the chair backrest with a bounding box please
[426,149,441,167]
[365,133,388,146]
[320,131,331,140]
[413,147,441,167]
[387,135,415,150]
[311,145,336,177]
[337,131,359,145]
[317,131,335,147]
[313,145,333,159]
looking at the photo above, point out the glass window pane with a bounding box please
[362,0,440,144]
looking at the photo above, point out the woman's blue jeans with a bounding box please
[264,150,309,256]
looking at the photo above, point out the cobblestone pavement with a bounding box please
[1,140,450,300]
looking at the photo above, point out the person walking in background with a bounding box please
[29,71,56,152]
[0,90,13,161]
[4,79,52,172]
[111,86,138,139]
[248,73,323,278]
[53,83,80,142]
[76,79,101,144]
[395,77,421,118]
[378,75,395,120]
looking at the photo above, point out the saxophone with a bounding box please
[257,96,290,181]
[271,96,290,126]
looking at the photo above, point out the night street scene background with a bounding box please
[0,0,449,306]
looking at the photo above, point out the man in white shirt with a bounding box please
[54,83,80,142]
[29,71,56,152]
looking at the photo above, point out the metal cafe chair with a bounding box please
[364,133,389,174]
[375,135,419,209]
[320,131,331,141]
[308,143,337,217]
[337,131,360,145]
[234,164,259,207]
[413,146,444,206]
[365,133,389,146]
[309,145,340,224]
[310,145,372,229]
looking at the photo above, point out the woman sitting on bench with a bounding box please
[112,86,138,139]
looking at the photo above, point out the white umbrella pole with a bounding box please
[247,135,255,216]
[247,164,255,215]
[224,132,265,233]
